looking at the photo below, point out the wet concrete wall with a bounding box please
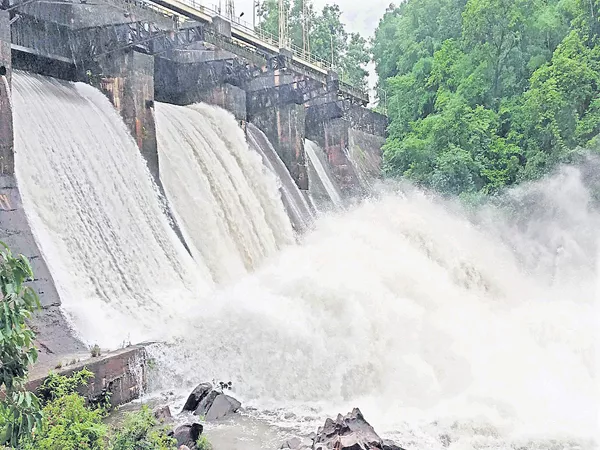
[98,50,158,183]
[0,11,84,363]
[251,103,308,190]
[27,345,148,408]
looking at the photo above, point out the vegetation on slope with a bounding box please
[373,0,600,196]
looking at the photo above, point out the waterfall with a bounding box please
[305,139,343,209]
[154,102,294,284]
[12,72,208,347]
[245,122,314,232]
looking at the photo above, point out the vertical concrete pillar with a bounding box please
[251,103,308,190]
[0,11,84,361]
[97,50,158,183]
[96,50,191,254]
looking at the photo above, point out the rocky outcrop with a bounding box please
[182,381,241,420]
[281,408,405,450]
[170,423,203,449]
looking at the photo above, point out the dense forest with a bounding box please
[374,0,600,196]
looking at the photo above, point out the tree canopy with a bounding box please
[256,0,370,88]
[373,0,600,196]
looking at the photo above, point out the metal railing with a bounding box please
[142,0,366,93]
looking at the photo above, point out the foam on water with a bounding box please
[148,166,598,449]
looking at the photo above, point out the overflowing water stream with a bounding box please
[11,72,599,450]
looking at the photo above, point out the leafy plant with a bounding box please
[110,405,176,450]
[0,241,42,446]
[90,344,101,358]
[197,435,213,450]
[21,393,108,450]
[37,368,94,404]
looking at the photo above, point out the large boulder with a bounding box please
[182,382,213,412]
[285,408,406,450]
[170,423,203,449]
[195,390,241,420]
[182,381,242,421]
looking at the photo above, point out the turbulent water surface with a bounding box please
[149,167,599,450]
[12,72,598,450]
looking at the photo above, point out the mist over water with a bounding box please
[150,166,598,449]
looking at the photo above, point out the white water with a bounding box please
[246,123,314,232]
[12,72,208,347]
[11,72,598,450]
[305,139,343,208]
[149,167,598,449]
[155,102,295,284]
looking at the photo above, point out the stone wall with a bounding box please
[27,345,149,408]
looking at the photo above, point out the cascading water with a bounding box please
[154,102,295,283]
[305,139,343,209]
[245,122,314,232]
[11,72,597,450]
[148,166,597,449]
[12,72,208,347]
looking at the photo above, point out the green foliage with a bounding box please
[110,406,176,450]
[21,393,108,450]
[37,368,94,404]
[0,241,42,447]
[197,435,213,450]
[256,0,370,88]
[374,0,600,195]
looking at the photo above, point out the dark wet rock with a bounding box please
[182,382,213,412]
[170,423,203,449]
[154,405,172,422]
[284,408,406,450]
[194,389,241,420]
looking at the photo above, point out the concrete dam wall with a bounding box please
[0,0,387,363]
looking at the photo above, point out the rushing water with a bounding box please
[12,72,207,347]
[149,167,598,450]
[305,139,343,209]
[11,72,598,450]
[245,122,314,233]
[155,102,295,284]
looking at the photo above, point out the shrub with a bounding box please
[21,393,107,450]
[197,435,213,450]
[110,405,176,450]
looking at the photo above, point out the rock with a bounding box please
[194,391,241,421]
[311,408,406,450]
[382,440,406,450]
[280,436,313,449]
[170,423,203,449]
[179,446,191,450]
[182,382,213,412]
[154,405,172,422]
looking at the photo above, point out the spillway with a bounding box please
[305,139,343,209]
[155,102,295,284]
[13,72,208,347]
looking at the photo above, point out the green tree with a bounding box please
[256,0,370,87]
[0,242,42,447]
[374,0,600,195]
